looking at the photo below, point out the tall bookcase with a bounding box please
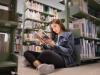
[0,0,17,21]
[68,0,100,62]
[14,13,23,53]
[0,0,18,74]
[22,0,61,52]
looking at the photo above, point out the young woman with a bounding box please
[24,19,75,75]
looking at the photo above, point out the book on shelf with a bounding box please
[0,34,5,53]
[0,33,9,54]
[23,29,50,44]
[75,38,96,59]
[25,0,59,21]
[79,0,88,13]
[24,33,34,41]
[72,0,88,13]
[69,18,97,38]
[24,20,45,29]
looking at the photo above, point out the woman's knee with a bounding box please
[43,50,53,54]
[40,50,54,57]
[24,51,31,57]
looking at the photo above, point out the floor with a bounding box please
[18,55,100,75]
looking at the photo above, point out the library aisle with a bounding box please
[18,55,100,75]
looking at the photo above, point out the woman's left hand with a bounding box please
[43,38,56,47]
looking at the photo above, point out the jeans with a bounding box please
[24,50,65,68]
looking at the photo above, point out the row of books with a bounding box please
[79,0,88,13]
[24,20,45,29]
[23,45,42,53]
[0,34,9,54]
[69,18,97,38]
[25,0,59,16]
[17,22,23,29]
[17,14,23,22]
[72,0,100,18]
[96,44,100,56]
[23,32,44,52]
[75,38,96,59]
[72,0,88,13]
[24,30,50,41]
[24,33,34,41]
[23,29,51,52]
[25,9,57,22]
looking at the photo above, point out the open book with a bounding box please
[35,29,49,40]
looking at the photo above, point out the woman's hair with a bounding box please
[50,19,66,42]
[50,19,66,31]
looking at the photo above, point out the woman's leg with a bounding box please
[38,50,65,68]
[24,50,65,75]
[24,50,41,68]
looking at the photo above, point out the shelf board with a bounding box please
[76,36,100,41]
[0,0,10,6]
[25,8,54,17]
[23,41,42,46]
[81,57,100,61]
[17,28,22,30]
[0,20,18,28]
[23,28,44,31]
[18,21,22,23]
[25,18,50,24]
[72,11,100,25]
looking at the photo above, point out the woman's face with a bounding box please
[51,23,61,34]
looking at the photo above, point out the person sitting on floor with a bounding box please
[24,19,75,75]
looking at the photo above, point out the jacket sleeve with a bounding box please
[53,32,74,56]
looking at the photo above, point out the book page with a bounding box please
[35,29,49,39]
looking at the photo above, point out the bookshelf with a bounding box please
[69,0,100,61]
[0,0,18,74]
[22,0,61,52]
[14,13,23,53]
[0,0,19,54]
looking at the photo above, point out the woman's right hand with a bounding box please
[34,33,46,44]
[42,38,56,47]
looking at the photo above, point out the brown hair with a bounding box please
[50,19,66,31]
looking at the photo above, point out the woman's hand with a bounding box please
[34,33,46,44]
[43,38,56,47]
[34,32,56,47]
